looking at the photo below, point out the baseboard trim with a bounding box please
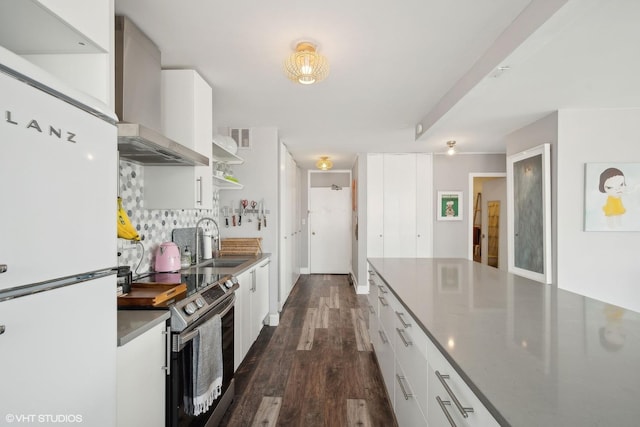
[349,270,369,294]
[267,312,280,326]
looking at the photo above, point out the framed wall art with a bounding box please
[437,191,463,221]
[584,162,640,231]
[507,143,552,284]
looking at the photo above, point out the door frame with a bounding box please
[307,169,352,273]
[467,172,507,261]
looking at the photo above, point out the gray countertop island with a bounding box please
[368,258,640,427]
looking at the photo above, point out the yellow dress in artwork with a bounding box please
[602,195,625,217]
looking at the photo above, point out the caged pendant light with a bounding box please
[316,156,333,170]
[447,140,457,155]
[284,41,330,85]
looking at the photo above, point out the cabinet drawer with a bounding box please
[378,291,396,343]
[373,323,395,405]
[367,268,379,317]
[368,304,378,347]
[395,360,428,427]
[394,322,428,415]
[427,340,499,427]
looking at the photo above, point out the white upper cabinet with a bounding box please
[367,153,433,259]
[0,0,113,105]
[144,70,214,209]
[367,154,384,258]
[415,154,433,257]
[383,154,417,257]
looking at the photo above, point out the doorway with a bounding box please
[468,173,507,269]
[308,171,352,274]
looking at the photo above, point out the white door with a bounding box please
[309,186,352,273]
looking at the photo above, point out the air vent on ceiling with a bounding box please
[230,128,251,149]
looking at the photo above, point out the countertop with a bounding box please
[118,253,271,347]
[367,258,640,427]
[117,310,169,347]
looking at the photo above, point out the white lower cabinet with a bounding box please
[234,269,251,371]
[253,259,270,340]
[234,259,271,371]
[395,361,428,427]
[427,340,500,427]
[394,310,429,416]
[374,323,395,405]
[370,268,499,427]
[117,321,168,427]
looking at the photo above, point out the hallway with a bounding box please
[220,274,397,426]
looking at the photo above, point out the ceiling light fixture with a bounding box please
[316,156,333,170]
[284,41,329,85]
[447,140,457,155]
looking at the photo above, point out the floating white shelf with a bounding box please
[211,140,244,164]
[213,175,243,190]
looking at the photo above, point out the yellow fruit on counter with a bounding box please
[117,197,140,241]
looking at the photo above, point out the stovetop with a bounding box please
[135,271,238,331]
[136,271,225,299]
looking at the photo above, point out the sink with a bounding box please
[210,258,252,268]
[192,257,252,269]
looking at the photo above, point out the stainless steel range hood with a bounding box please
[115,16,208,167]
[117,123,208,166]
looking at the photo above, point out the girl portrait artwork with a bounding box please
[584,163,640,231]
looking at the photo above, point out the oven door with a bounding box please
[167,294,235,427]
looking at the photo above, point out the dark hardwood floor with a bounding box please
[219,274,397,426]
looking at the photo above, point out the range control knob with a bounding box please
[224,280,234,289]
[231,276,239,285]
[195,297,205,308]
[184,302,197,315]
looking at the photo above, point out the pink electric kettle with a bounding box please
[154,242,181,272]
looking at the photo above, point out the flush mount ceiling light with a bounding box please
[447,140,457,155]
[284,41,329,85]
[316,156,333,170]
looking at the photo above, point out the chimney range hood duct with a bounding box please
[115,16,208,166]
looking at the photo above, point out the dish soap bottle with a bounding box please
[181,246,192,268]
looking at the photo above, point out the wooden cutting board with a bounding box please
[220,237,262,256]
[117,282,187,307]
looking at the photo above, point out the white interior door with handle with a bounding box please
[309,186,352,274]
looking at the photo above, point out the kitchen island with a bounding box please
[368,258,640,427]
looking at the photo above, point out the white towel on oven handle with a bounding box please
[183,313,223,416]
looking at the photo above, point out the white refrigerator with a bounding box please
[0,46,118,426]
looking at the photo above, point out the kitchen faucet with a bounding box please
[195,217,221,264]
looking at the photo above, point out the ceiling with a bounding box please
[114,0,640,170]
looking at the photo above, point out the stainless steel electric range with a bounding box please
[135,271,239,427]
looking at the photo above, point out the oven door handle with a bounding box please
[174,294,235,352]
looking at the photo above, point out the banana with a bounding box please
[117,197,141,241]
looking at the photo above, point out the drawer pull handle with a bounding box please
[396,374,413,400]
[0,264,7,274]
[368,305,375,314]
[396,328,413,347]
[435,370,474,418]
[378,329,389,344]
[378,296,389,307]
[0,325,5,335]
[368,279,375,286]
[436,396,457,427]
[395,311,411,328]
[378,285,388,294]
[368,270,375,276]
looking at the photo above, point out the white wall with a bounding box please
[557,109,640,312]
[218,127,280,318]
[433,154,506,258]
